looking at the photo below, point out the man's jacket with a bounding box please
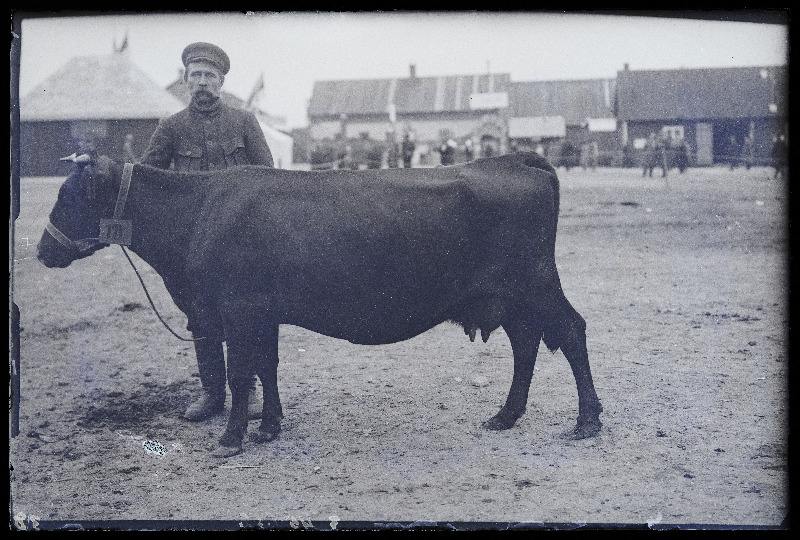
[140,100,274,171]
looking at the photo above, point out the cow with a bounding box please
[37,151,603,457]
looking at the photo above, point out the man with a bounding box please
[140,42,273,421]
[401,132,415,168]
[642,132,658,177]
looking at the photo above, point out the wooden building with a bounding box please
[507,78,618,166]
[307,65,512,164]
[20,49,184,177]
[615,65,788,166]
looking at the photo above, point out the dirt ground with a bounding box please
[10,164,788,530]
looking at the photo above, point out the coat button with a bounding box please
[209,163,216,168]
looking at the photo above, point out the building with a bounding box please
[20,48,184,176]
[307,65,512,164]
[615,65,788,166]
[507,78,618,166]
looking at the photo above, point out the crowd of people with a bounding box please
[308,130,787,180]
[309,132,488,170]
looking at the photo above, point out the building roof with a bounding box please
[308,72,512,117]
[615,65,787,121]
[21,52,184,122]
[508,78,616,125]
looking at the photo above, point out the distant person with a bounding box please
[771,135,788,179]
[561,141,577,171]
[642,132,659,177]
[658,133,670,177]
[580,140,599,171]
[589,140,599,170]
[385,132,399,168]
[675,137,691,173]
[464,139,474,162]
[725,135,740,170]
[740,135,755,170]
[438,139,456,166]
[622,142,634,168]
[579,141,590,170]
[140,42,274,423]
[401,132,415,168]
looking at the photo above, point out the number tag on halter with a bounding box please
[99,218,133,245]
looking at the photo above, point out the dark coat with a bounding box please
[140,101,274,171]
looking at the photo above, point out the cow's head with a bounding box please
[37,154,121,268]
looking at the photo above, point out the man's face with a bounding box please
[185,60,224,105]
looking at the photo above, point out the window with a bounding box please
[661,125,684,140]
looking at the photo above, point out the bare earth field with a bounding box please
[10,165,788,530]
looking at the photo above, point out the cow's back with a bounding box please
[183,153,560,342]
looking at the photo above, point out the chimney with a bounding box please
[623,63,630,71]
[409,64,416,79]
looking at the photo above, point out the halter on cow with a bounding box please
[38,152,603,456]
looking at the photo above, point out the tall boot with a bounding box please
[185,339,227,421]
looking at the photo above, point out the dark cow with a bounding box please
[37,151,602,456]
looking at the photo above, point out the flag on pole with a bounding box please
[247,73,265,109]
[114,32,129,53]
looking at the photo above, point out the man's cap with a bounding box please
[182,42,230,75]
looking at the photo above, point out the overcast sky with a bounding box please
[15,11,789,129]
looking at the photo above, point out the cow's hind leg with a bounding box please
[556,306,602,439]
[483,314,542,430]
[250,323,283,444]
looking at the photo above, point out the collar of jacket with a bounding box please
[189,97,222,115]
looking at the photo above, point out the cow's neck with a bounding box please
[122,165,204,282]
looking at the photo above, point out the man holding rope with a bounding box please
[140,42,273,421]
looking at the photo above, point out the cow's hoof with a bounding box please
[482,408,523,431]
[249,421,281,443]
[560,418,602,440]
[216,431,244,456]
[212,443,243,458]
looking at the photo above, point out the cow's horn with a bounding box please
[59,153,92,163]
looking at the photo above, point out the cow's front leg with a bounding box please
[484,315,542,430]
[215,334,256,457]
[250,323,283,444]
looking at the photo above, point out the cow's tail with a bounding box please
[515,152,565,353]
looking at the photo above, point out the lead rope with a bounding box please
[119,245,205,342]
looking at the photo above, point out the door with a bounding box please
[695,122,713,166]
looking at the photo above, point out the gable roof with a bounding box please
[508,78,616,125]
[615,65,787,121]
[308,73,511,117]
[21,52,184,122]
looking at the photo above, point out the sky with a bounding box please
[14,11,789,129]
